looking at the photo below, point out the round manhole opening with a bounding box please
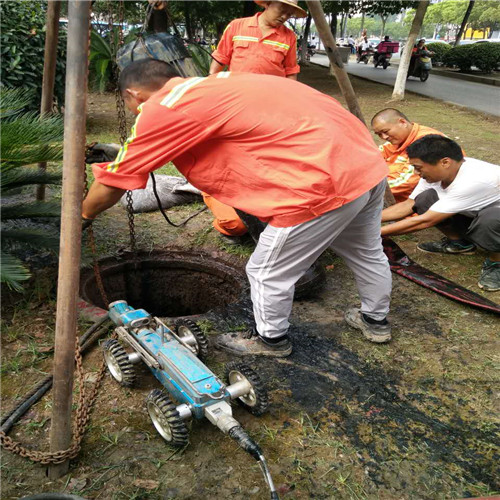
[80,250,247,319]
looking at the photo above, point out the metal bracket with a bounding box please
[115,326,160,369]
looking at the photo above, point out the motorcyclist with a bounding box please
[357,36,373,62]
[408,38,433,76]
[373,35,391,65]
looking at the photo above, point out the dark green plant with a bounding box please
[89,27,141,92]
[443,44,474,71]
[0,0,67,110]
[426,42,452,65]
[1,88,63,291]
[186,43,211,76]
[471,42,500,73]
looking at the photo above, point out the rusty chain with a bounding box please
[0,337,110,464]
[0,1,114,465]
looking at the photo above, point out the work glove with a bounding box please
[82,216,94,231]
[85,143,121,164]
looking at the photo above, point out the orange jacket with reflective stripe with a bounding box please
[212,13,299,77]
[93,73,388,227]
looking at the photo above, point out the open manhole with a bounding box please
[80,250,248,320]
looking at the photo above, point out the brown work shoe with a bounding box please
[214,331,292,357]
[344,308,392,343]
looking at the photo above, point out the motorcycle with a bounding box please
[373,41,399,69]
[356,47,373,64]
[373,52,393,69]
[407,50,433,82]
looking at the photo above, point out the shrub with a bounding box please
[1,88,62,291]
[0,1,67,110]
[471,42,500,73]
[443,44,474,71]
[426,42,451,65]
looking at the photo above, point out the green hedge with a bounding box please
[426,43,451,65]
[0,1,67,110]
[443,42,500,73]
[471,42,500,73]
[443,44,474,72]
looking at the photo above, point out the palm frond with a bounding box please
[0,252,31,291]
[1,167,61,193]
[1,228,60,251]
[0,88,35,119]
[1,201,61,221]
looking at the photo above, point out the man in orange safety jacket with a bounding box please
[83,59,393,357]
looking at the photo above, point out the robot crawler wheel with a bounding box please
[103,339,136,386]
[225,361,269,416]
[146,389,189,447]
[175,319,209,360]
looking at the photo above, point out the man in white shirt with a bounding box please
[381,135,500,292]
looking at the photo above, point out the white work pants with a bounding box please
[246,181,392,339]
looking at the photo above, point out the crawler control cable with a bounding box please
[228,426,279,500]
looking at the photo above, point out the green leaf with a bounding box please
[0,252,30,291]
[1,228,60,252]
[1,201,61,221]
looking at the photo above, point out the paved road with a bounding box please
[311,54,500,117]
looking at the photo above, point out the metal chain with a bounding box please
[0,338,109,464]
[0,2,112,465]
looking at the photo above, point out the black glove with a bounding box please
[82,217,94,231]
[85,143,121,164]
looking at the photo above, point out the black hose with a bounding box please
[228,426,279,500]
[0,315,110,434]
[149,172,207,228]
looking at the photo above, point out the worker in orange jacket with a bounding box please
[205,0,306,243]
[371,108,446,203]
[83,60,393,356]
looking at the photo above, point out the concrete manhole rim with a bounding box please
[78,248,249,323]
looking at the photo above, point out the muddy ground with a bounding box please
[1,65,499,500]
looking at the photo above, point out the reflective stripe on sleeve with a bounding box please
[160,77,206,109]
[106,106,143,173]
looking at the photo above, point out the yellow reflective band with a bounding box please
[106,107,143,174]
[262,40,290,50]
[388,166,415,188]
[232,35,259,42]
[216,72,231,78]
[160,77,206,109]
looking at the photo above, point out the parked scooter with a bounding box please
[407,50,433,81]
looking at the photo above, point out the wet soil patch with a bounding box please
[80,249,249,318]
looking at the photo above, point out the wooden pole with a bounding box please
[306,0,365,124]
[48,0,91,479]
[36,0,62,201]
[305,0,395,206]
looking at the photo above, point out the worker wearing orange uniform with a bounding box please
[371,108,446,203]
[83,60,393,356]
[205,0,306,241]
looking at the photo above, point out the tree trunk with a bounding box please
[392,0,430,101]
[147,8,169,33]
[37,0,61,201]
[300,14,312,64]
[306,1,364,123]
[184,1,193,39]
[455,0,476,45]
[330,11,337,39]
[360,12,365,36]
[380,15,387,38]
